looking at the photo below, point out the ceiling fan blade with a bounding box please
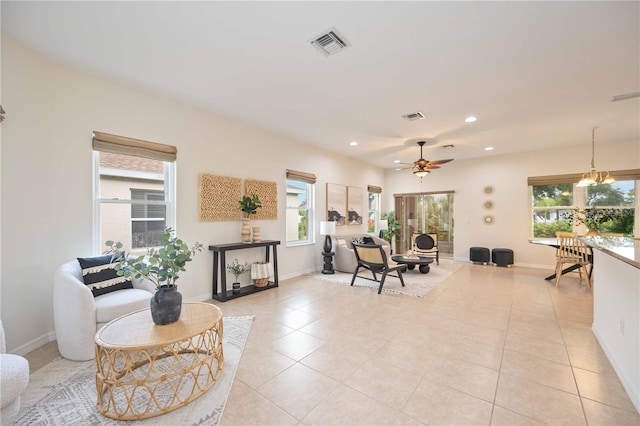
[425,165,441,169]
[428,159,454,165]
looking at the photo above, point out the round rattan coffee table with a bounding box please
[95,302,224,420]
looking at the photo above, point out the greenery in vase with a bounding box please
[239,194,262,216]
[105,227,203,290]
[226,258,250,283]
[562,207,629,231]
[381,211,401,242]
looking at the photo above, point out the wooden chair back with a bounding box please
[352,243,387,270]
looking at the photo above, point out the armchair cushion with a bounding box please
[95,289,155,323]
[77,254,133,296]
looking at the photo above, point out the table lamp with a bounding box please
[377,219,388,239]
[320,221,336,274]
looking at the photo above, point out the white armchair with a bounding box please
[0,320,29,422]
[53,259,156,361]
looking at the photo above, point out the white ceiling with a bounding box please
[2,1,639,169]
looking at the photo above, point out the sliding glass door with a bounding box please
[394,192,454,256]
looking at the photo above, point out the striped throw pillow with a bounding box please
[77,255,133,297]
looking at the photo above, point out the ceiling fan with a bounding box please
[397,141,454,177]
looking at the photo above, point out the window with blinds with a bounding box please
[93,132,176,253]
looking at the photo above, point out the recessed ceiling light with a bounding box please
[349,141,358,146]
[395,168,403,171]
[465,116,477,123]
[393,160,400,163]
[485,147,494,151]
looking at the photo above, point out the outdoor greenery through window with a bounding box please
[532,184,573,237]
[286,179,314,245]
[532,180,636,237]
[585,181,635,235]
[367,192,380,233]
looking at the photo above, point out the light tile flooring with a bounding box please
[26,262,640,425]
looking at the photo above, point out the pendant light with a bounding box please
[577,127,615,187]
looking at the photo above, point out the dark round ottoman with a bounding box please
[492,248,514,267]
[470,247,490,265]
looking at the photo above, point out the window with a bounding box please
[286,169,316,246]
[367,185,382,233]
[531,184,574,237]
[131,189,167,248]
[529,171,640,237]
[585,180,635,235]
[93,132,176,254]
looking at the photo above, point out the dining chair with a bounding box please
[598,233,624,237]
[351,243,406,294]
[554,233,591,288]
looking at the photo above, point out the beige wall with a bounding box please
[384,140,640,268]
[2,34,638,354]
[0,36,384,353]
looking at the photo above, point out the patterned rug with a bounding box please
[309,260,464,297]
[14,316,252,426]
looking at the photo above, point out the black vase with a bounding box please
[150,285,182,325]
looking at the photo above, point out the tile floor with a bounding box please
[26,262,640,425]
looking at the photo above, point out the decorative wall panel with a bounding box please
[245,179,278,220]
[199,174,242,221]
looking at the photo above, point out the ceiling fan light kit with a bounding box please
[399,141,454,179]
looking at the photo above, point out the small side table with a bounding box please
[95,303,224,420]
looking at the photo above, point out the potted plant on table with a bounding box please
[239,194,262,243]
[105,227,203,325]
[227,258,249,294]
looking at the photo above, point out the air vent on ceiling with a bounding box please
[402,112,426,121]
[310,28,350,56]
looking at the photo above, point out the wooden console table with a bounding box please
[209,240,280,302]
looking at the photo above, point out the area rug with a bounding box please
[309,260,464,297]
[14,316,253,426]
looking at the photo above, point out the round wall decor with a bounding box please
[483,200,495,210]
[482,215,495,225]
[483,185,495,195]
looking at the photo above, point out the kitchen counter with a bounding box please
[582,236,640,269]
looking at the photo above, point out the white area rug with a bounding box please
[309,260,464,297]
[14,316,252,426]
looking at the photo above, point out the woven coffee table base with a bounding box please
[95,319,224,420]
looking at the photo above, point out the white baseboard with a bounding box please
[592,324,640,414]
[13,330,57,356]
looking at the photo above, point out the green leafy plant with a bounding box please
[105,227,203,290]
[226,258,249,283]
[563,207,628,231]
[381,211,401,242]
[239,194,262,216]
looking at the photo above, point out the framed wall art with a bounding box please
[326,183,346,226]
[347,186,364,225]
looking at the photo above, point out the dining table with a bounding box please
[528,237,593,281]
